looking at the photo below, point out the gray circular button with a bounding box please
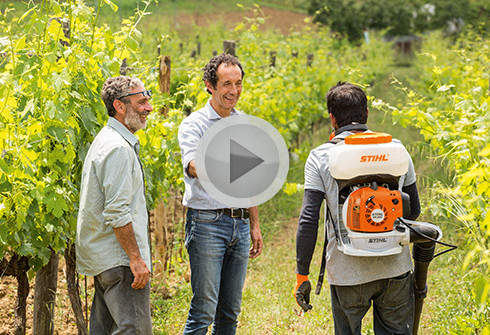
[195,115,289,208]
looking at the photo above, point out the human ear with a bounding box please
[113,99,126,116]
[329,113,338,129]
[205,81,215,94]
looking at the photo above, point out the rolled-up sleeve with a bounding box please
[97,146,134,228]
[178,118,203,177]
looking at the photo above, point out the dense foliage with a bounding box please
[0,1,392,270]
[375,31,489,333]
[1,1,488,333]
[308,0,489,40]
[0,0,153,269]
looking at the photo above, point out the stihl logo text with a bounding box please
[360,154,389,162]
[368,238,387,243]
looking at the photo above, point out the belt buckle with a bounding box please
[231,208,240,218]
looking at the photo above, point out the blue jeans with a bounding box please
[90,266,152,334]
[183,208,250,335]
[330,272,414,335]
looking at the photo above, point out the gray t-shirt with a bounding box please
[304,131,416,286]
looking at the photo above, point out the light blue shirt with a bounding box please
[76,117,150,276]
[304,130,416,285]
[178,100,241,209]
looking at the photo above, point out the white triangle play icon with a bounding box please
[230,139,264,183]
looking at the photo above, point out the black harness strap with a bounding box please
[315,124,367,295]
[316,205,336,295]
[334,123,368,136]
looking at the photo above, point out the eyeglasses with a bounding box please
[117,89,152,100]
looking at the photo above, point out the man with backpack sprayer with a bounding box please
[293,82,455,334]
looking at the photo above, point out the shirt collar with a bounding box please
[107,117,139,148]
[205,99,240,120]
[333,129,373,141]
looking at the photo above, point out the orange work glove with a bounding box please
[294,274,313,312]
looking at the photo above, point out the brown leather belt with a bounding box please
[189,208,249,219]
[220,208,249,219]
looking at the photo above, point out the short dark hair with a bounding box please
[203,53,245,94]
[326,82,368,127]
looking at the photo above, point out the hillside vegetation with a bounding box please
[0,1,488,333]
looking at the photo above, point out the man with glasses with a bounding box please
[76,76,153,334]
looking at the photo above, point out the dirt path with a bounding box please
[145,7,311,35]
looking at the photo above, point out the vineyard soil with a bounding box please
[155,7,310,35]
[0,260,82,335]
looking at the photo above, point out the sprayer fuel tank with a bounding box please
[328,132,410,180]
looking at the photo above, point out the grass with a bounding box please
[2,1,485,332]
[148,54,485,333]
[149,125,311,334]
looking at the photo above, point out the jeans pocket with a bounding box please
[193,210,220,223]
[96,266,125,289]
[381,272,413,307]
[334,284,364,309]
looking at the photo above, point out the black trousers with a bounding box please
[330,272,414,335]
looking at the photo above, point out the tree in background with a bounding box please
[308,0,489,41]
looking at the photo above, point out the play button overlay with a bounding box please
[195,114,289,208]
[230,139,264,183]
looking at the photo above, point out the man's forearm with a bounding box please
[248,206,259,228]
[296,189,324,275]
[113,222,142,261]
[113,222,150,289]
[248,206,263,258]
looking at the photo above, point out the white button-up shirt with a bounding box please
[178,100,242,209]
[76,117,150,276]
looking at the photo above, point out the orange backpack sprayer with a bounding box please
[317,131,456,334]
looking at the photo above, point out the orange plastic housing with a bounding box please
[345,132,392,145]
[346,186,403,233]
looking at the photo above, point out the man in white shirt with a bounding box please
[76,76,153,334]
[178,54,263,335]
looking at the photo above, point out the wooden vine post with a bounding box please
[153,53,173,277]
[65,243,88,335]
[159,55,171,116]
[196,35,201,56]
[307,53,314,67]
[0,255,29,335]
[270,51,277,67]
[33,249,59,335]
[119,58,128,75]
[223,40,236,56]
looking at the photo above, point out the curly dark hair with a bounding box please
[101,76,143,117]
[202,53,245,94]
[326,82,368,127]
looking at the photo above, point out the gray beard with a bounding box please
[124,106,146,133]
